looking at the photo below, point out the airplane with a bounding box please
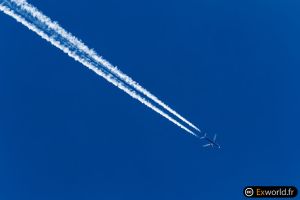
[200,133,221,148]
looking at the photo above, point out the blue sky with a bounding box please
[0,0,299,199]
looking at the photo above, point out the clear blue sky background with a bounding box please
[0,0,299,199]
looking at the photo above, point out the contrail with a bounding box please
[9,0,200,132]
[0,0,198,136]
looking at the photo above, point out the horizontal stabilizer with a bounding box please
[200,133,207,139]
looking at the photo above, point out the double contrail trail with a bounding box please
[0,0,200,136]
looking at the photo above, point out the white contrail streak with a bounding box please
[9,0,200,132]
[0,0,198,136]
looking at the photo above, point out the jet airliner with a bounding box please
[200,133,221,148]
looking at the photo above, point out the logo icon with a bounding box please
[244,187,254,197]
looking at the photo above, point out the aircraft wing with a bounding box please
[203,143,212,148]
[213,134,217,142]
